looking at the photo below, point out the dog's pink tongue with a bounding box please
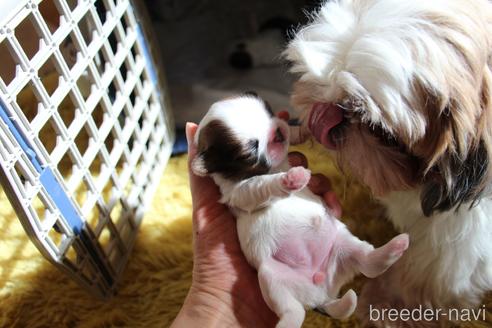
[308,103,344,149]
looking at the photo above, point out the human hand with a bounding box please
[172,122,342,327]
[288,151,342,218]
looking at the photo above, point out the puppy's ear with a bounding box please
[421,140,489,217]
[191,153,208,176]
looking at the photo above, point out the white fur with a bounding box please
[196,97,409,327]
[195,96,272,155]
[285,0,491,144]
[381,191,492,308]
[284,0,492,322]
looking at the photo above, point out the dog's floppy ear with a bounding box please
[418,64,492,216]
[191,153,208,176]
[420,140,489,216]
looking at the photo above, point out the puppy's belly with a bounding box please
[272,220,336,280]
[237,192,338,278]
[238,193,338,290]
[262,218,339,307]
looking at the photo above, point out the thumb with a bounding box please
[185,122,222,207]
[185,122,198,164]
[185,122,201,195]
[185,122,224,232]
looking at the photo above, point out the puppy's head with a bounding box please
[192,93,289,181]
[284,0,492,215]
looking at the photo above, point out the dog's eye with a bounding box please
[337,97,365,120]
[370,125,400,148]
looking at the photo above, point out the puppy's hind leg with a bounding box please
[258,264,305,328]
[322,289,357,319]
[358,233,409,278]
[333,222,409,280]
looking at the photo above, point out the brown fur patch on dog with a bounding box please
[193,119,270,181]
[335,123,420,196]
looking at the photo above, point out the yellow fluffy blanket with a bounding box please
[0,143,490,327]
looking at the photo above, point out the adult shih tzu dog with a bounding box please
[284,0,492,326]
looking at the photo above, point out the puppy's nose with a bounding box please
[308,103,344,149]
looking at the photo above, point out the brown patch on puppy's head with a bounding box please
[192,119,270,181]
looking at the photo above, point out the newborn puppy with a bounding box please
[192,94,409,327]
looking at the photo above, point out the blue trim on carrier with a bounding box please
[0,98,83,234]
[136,25,158,86]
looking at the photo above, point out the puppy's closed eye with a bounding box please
[248,139,259,154]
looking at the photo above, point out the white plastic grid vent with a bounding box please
[0,0,174,298]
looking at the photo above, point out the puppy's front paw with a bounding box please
[282,167,311,191]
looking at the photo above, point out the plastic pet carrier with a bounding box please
[0,0,174,298]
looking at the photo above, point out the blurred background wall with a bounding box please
[143,0,320,127]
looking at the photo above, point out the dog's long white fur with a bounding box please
[284,0,492,322]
